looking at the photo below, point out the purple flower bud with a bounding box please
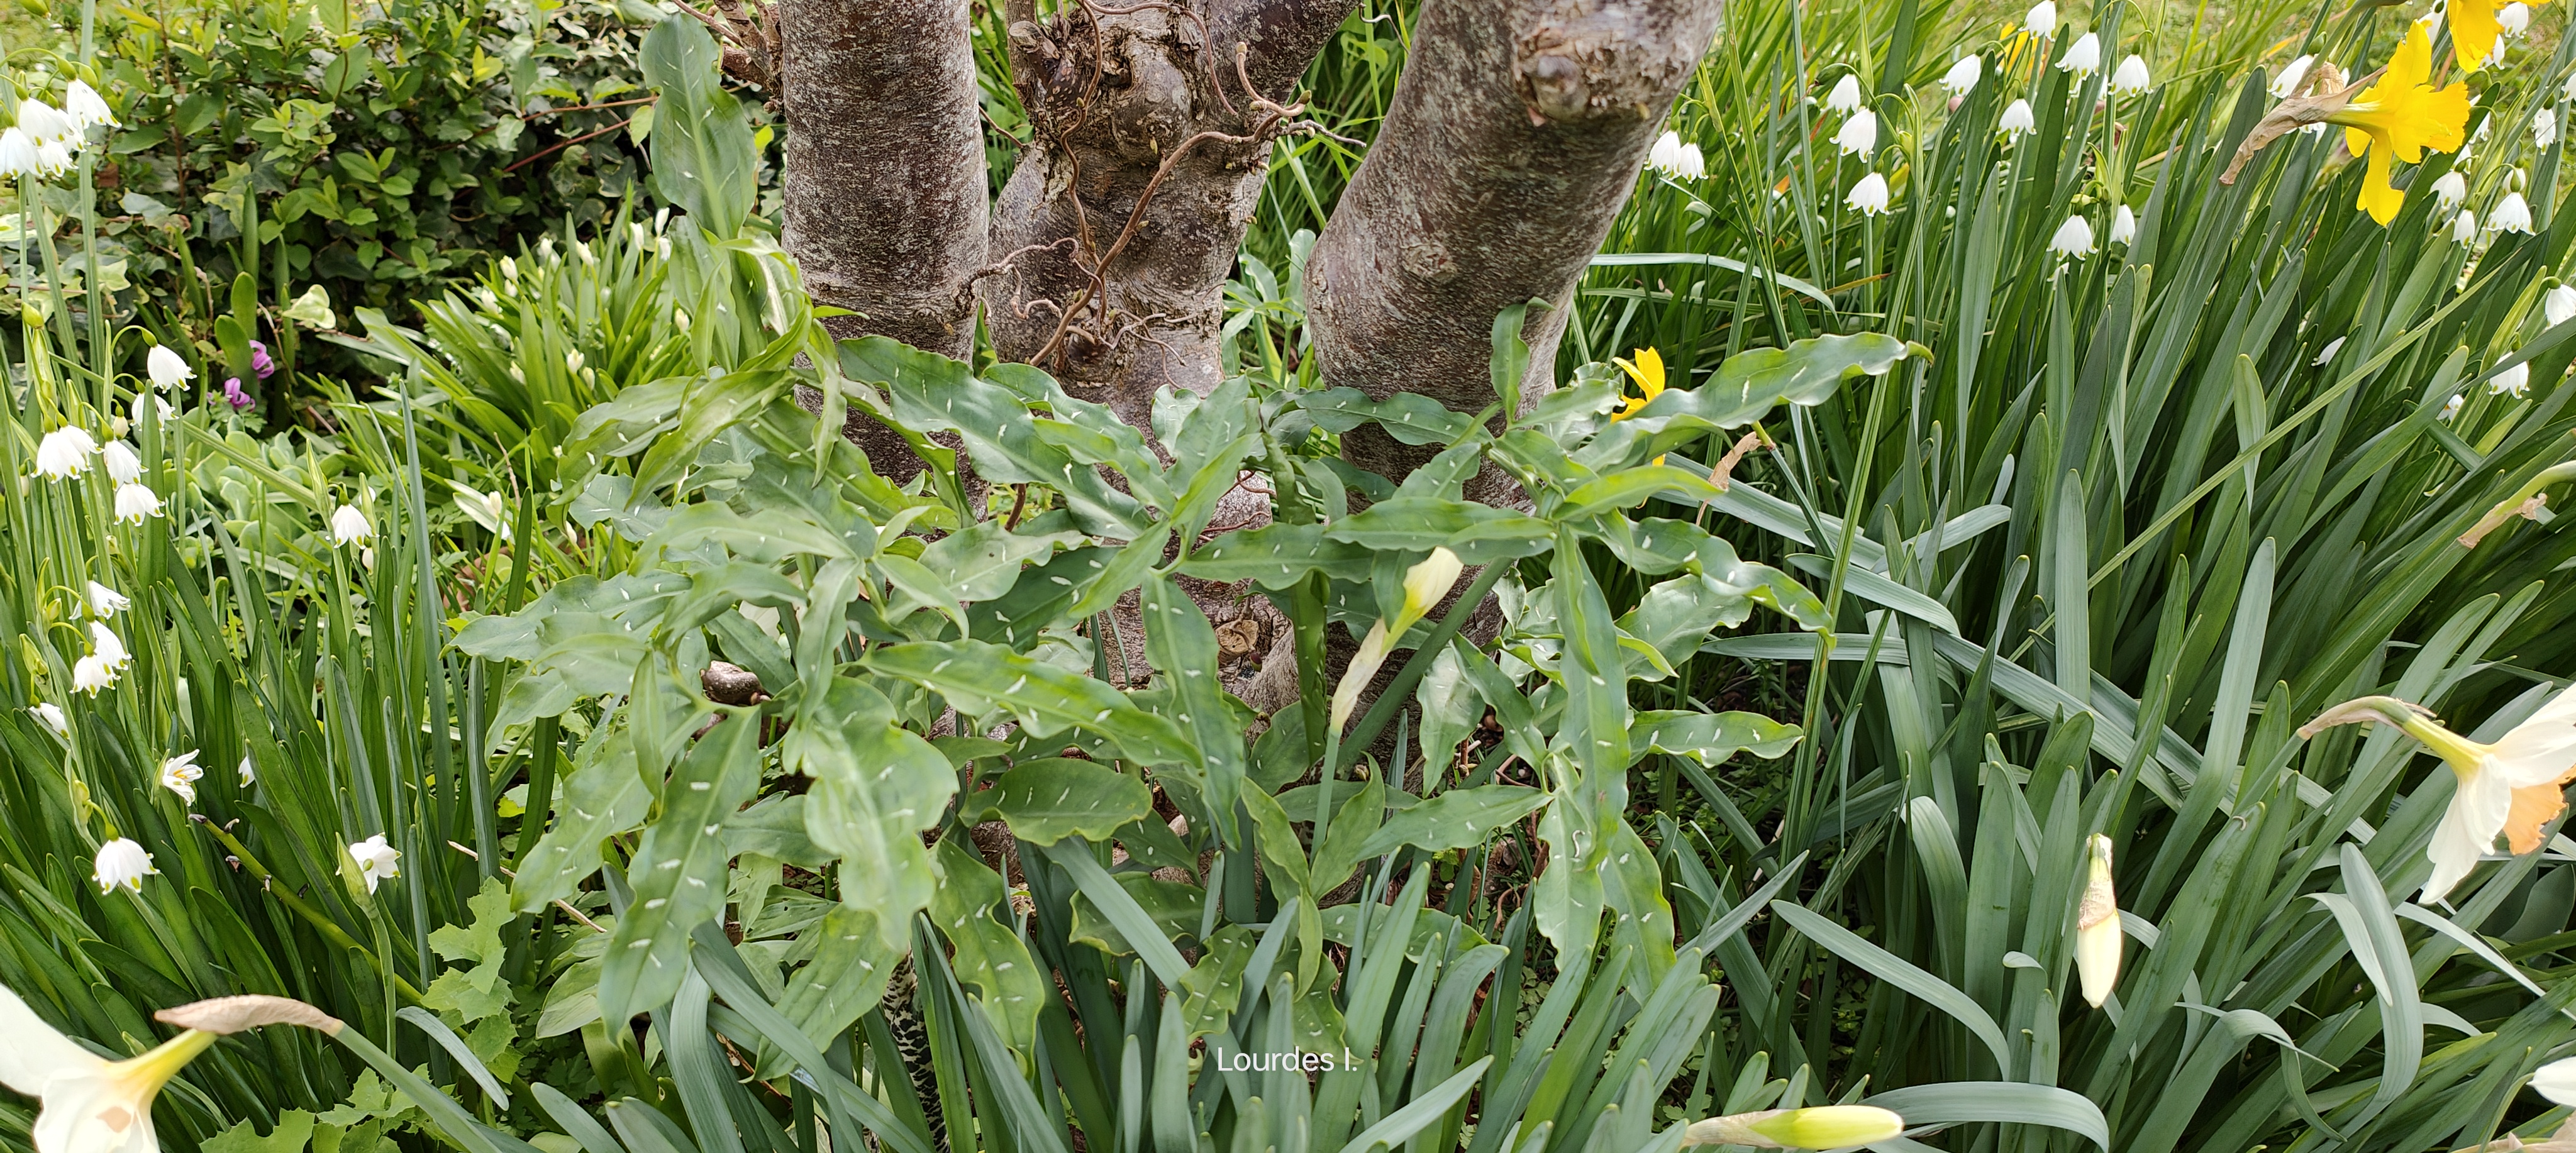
[222,377,253,409]
[249,339,276,379]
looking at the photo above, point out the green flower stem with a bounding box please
[194,815,426,1003]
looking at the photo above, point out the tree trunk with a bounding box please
[780,0,987,480]
[1306,0,1724,495]
[982,0,1354,430]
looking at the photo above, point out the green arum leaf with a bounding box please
[1531,790,1607,963]
[633,364,796,493]
[422,879,520,1028]
[1324,496,1553,565]
[1309,773,1387,898]
[983,757,1155,844]
[1354,785,1550,858]
[1629,710,1803,767]
[1180,521,1377,588]
[869,639,1201,768]
[723,795,833,867]
[657,561,808,638]
[1063,526,1174,621]
[455,571,691,661]
[1140,574,1246,844]
[599,707,763,1024]
[513,713,653,912]
[648,501,857,565]
[1033,415,1174,507]
[919,519,1084,604]
[1294,387,1480,445]
[844,336,1150,536]
[930,837,1046,1056]
[765,905,898,1076]
[1580,333,1916,468]
[640,16,757,238]
[784,676,952,956]
[1069,871,1205,957]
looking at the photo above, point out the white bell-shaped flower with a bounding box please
[1845,172,1890,216]
[89,839,156,893]
[112,483,162,526]
[158,751,203,805]
[1834,108,1877,157]
[1999,99,2036,137]
[2057,33,2101,76]
[1825,74,1863,114]
[99,441,140,485]
[1941,55,1982,96]
[145,345,192,390]
[2049,213,2097,258]
[349,834,401,893]
[34,426,96,481]
[2109,54,2151,96]
[2024,0,2058,36]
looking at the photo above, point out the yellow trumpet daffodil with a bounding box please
[2301,685,2576,904]
[1612,346,1667,419]
[2449,0,2504,73]
[2329,24,2470,224]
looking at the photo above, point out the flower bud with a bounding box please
[1684,1106,1906,1149]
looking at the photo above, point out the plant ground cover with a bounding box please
[9,2,2576,1153]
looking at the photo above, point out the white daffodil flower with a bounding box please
[144,345,191,391]
[1999,99,2036,137]
[1845,172,1890,216]
[2441,393,2465,421]
[2075,834,2122,1007]
[2492,192,2535,234]
[2301,687,2576,904]
[1825,74,1863,114]
[1941,55,1981,96]
[2534,1056,2576,1105]
[16,99,74,144]
[89,623,128,672]
[2109,54,2151,96]
[112,484,162,526]
[349,835,400,894]
[2431,170,2468,213]
[1682,1106,1906,1149]
[2049,214,2097,258]
[0,982,213,1153]
[2314,337,2346,366]
[1646,131,1706,180]
[1834,108,1877,157]
[330,504,374,546]
[2058,33,2101,76]
[2270,55,2315,99]
[2493,360,2531,398]
[61,80,115,132]
[35,427,96,481]
[2109,204,2137,245]
[30,703,68,739]
[1330,548,1466,729]
[0,128,41,179]
[2024,0,2058,37]
[91,839,155,893]
[84,581,128,619]
[157,753,203,806]
[2548,284,2576,328]
[70,656,116,695]
[99,441,141,486]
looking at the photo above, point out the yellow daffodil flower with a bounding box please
[1612,346,1667,419]
[2301,686,2576,904]
[2449,0,2503,73]
[2329,25,2470,224]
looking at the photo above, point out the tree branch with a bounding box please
[1306,0,1724,495]
[1216,0,1365,99]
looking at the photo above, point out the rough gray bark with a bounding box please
[780,0,987,480]
[1306,0,1725,494]
[982,0,1356,429]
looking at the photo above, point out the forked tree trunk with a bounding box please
[1306,0,1726,497]
[779,0,988,478]
[982,0,1354,429]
